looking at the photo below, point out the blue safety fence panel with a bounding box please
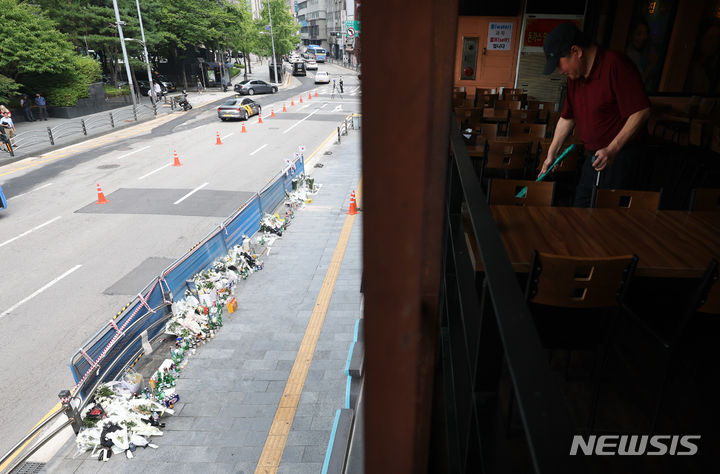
[70,155,309,397]
[259,178,285,214]
[223,195,262,248]
[0,184,7,210]
[162,232,229,297]
[73,282,169,399]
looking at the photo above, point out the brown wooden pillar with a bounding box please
[362,0,458,471]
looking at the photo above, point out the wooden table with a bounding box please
[475,206,720,278]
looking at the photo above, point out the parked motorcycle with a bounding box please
[174,90,192,111]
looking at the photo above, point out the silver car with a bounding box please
[217,98,261,121]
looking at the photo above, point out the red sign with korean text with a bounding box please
[524,18,583,48]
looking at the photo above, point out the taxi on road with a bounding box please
[217,97,261,121]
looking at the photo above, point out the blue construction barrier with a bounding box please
[0,184,7,210]
[70,156,305,399]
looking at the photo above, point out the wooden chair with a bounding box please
[481,140,531,182]
[524,250,639,429]
[482,108,509,135]
[487,179,555,206]
[508,122,547,139]
[495,99,522,110]
[473,122,499,140]
[476,93,498,108]
[591,188,662,210]
[502,87,523,97]
[689,188,720,211]
[623,259,720,432]
[508,123,547,154]
[509,109,539,124]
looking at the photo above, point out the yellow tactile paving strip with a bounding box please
[255,183,361,474]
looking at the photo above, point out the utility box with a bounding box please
[269,63,284,82]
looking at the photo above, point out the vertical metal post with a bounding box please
[337,126,341,143]
[58,390,82,435]
[81,119,87,135]
[133,106,138,121]
[47,127,54,145]
[112,0,137,110]
[109,112,115,128]
[135,0,156,105]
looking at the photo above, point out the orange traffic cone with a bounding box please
[283,103,287,112]
[216,131,223,145]
[271,108,276,118]
[347,190,358,215]
[241,122,247,133]
[300,96,303,103]
[258,113,263,124]
[96,183,109,204]
[314,89,318,97]
[308,92,312,100]
[172,150,182,167]
[291,98,295,106]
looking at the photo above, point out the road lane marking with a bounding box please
[116,145,150,159]
[300,103,311,110]
[8,183,53,200]
[0,216,62,249]
[138,163,171,180]
[174,182,208,205]
[250,144,268,156]
[332,105,343,112]
[320,103,328,109]
[283,109,320,134]
[221,132,235,140]
[0,265,82,319]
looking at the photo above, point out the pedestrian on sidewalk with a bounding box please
[20,94,35,122]
[0,112,16,146]
[339,77,344,93]
[34,93,48,120]
[153,81,163,101]
[196,76,204,94]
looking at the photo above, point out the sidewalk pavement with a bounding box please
[2,59,302,162]
[43,127,362,473]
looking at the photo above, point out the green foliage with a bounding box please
[255,0,300,57]
[104,84,130,97]
[0,74,21,104]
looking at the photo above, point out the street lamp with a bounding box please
[111,0,136,111]
[267,0,279,84]
[133,0,157,109]
[125,38,155,105]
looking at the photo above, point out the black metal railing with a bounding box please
[434,118,582,473]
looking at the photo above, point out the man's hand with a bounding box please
[592,146,618,171]
[539,153,555,177]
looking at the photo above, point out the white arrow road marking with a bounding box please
[138,163,171,180]
[283,109,320,134]
[174,182,209,205]
[0,264,82,319]
[0,216,62,249]
[332,105,343,112]
[250,144,268,156]
[116,145,150,159]
[8,183,53,200]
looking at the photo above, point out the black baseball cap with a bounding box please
[543,23,582,75]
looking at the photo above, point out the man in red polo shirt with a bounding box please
[539,23,651,207]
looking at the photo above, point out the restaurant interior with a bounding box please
[360,0,719,473]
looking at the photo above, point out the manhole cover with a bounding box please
[324,151,333,155]
[97,164,120,169]
[15,462,45,474]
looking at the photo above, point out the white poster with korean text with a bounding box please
[487,22,513,51]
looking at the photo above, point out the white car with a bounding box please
[314,71,330,84]
[306,60,318,70]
